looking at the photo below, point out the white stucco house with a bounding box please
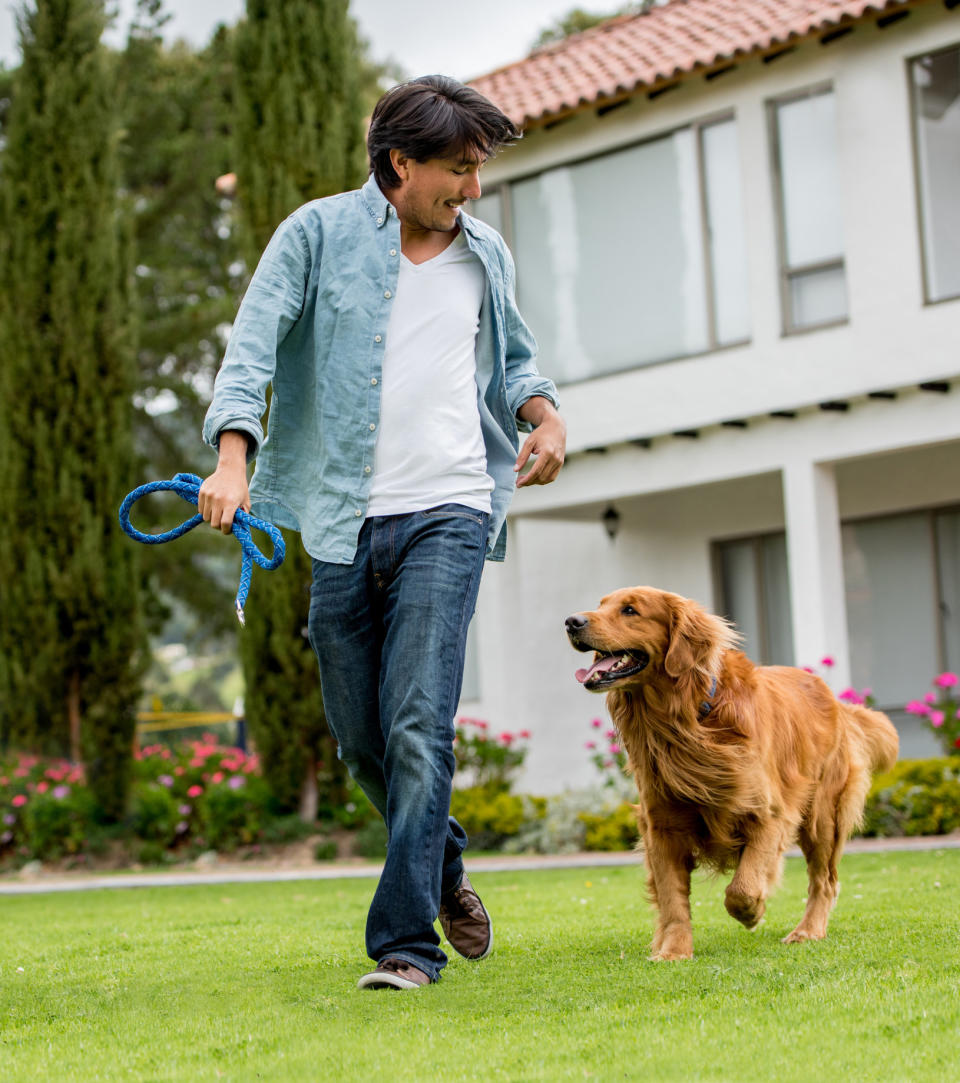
[456,0,960,792]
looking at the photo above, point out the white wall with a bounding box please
[458,6,960,794]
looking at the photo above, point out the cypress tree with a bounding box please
[0,0,144,819]
[229,0,367,819]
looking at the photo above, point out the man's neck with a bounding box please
[399,222,460,265]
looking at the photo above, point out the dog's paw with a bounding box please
[782,926,825,944]
[650,948,694,962]
[724,889,766,930]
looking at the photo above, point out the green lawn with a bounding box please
[1,850,957,1082]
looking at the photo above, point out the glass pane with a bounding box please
[843,515,939,710]
[511,127,710,383]
[912,48,960,301]
[935,509,960,672]
[760,534,794,665]
[775,90,845,268]
[469,191,504,236]
[788,264,847,328]
[701,119,751,344]
[718,540,763,661]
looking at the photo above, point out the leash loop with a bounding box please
[118,472,285,625]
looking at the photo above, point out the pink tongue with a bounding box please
[575,654,622,684]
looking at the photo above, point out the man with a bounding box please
[199,76,565,990]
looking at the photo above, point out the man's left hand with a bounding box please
[515,398,566,487]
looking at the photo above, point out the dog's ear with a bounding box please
[664,596,725,678]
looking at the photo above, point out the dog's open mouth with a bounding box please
[575,650,650,689]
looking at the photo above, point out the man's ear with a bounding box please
[389,148,410,183]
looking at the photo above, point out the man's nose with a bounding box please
[463,173,481,201]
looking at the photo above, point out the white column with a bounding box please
[781,459,851,691]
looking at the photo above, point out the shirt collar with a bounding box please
[360,173,393,228]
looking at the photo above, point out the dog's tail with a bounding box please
[847,704,899,774]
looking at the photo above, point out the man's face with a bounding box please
[388,151,484,233]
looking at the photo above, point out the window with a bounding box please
[911,44,960,302]
[843,508,960,715]
[474,116,750,385]
[714,533,794,666]
[770,86,848,331]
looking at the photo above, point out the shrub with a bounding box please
[450,786,528,850]
[454,718,530,792]
[313,838,338,861]
[904,673,960,756]
[130,783,180,847]
[580,801,639,851]
[352,817,388,858]
[22,788,96,861]
[861,758,960,837]
[198,776,271,851]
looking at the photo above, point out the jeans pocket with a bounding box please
[420,505,486,526]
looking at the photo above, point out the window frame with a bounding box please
[907,40,960,307]
[767,82,849,336]
[470,109,751,384]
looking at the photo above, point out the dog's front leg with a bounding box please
[644,827,695,960]
[725,821,790,931]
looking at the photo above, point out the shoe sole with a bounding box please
[357,971,423,990]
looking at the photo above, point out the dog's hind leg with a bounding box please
[644,827,696,960]
[724,821,789,931]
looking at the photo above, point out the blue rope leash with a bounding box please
[118,472,285,626]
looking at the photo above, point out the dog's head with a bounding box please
[565,586,736,692]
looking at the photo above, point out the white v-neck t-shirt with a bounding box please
[366,230,494,518]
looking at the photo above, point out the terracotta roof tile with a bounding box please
[470,0,919,127]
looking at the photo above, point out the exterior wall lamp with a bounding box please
[602,505,621,540]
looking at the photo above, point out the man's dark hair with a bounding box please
[367,75,521,190]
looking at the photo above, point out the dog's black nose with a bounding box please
[565,614,589,634]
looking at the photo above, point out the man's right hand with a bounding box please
[198,431,251,535]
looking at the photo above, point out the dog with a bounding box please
[566,586,898,960]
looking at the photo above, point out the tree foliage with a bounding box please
[532,3,656,48]
[230,0,370,817]
[0,0,144,819]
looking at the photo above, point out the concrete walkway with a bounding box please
[1,834,958,896]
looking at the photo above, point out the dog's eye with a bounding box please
[621,605,638,616]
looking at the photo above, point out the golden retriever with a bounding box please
[566,586,898,960]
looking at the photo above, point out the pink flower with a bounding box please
[609,744,622,755]
[591,719,602,728]
[189,757,205,768]
[585,741,596,750]
[13,767,27,779]
[821,656,835,668]
[605,729,616,740]
[187,784,203,798]
[227,775,246,790]
[929,710,945,728]
[178,804,192,816]
[174,766,185,776]
[52,785,70,800]
[934,672,958,689]
[838,688,864,705]
[11,794,27,808]
[497,733,514,746]
[211,772,224,784]
[802,666,815,674]
[158,775,174,788]
[35,781,48,794]
[924,692,937,704]
[519,730,531,739]
[905,700,930,716]
[175,821,188,833]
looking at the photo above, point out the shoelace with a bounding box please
[118,472,285,625]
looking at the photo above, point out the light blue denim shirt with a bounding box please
[203,174,558,564]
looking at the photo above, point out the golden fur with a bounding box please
[566,586,898,960]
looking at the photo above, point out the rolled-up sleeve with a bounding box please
[202,214,312,460]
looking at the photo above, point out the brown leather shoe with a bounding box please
[357,957,433,990]
[439,872,493,960]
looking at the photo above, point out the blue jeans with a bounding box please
[307,503,489,981]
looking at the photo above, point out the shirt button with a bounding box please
[370,377,378,386]
[374,334,382,343]
[369,423,376,431]
[384,290,392,299]
[376,217,383,225]
[355,509,362,517]
[364,466,371,475]
[390,249,397,256]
